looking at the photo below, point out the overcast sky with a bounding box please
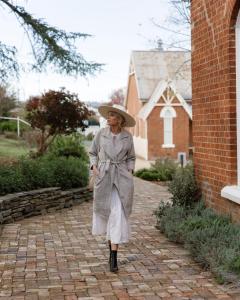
[1,0,174,103]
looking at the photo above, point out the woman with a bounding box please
[89,104,136,272]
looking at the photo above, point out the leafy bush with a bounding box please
[151,157,178,180]
[51,156,88,189]
[0,120,29,135]
[49,134,89,162]
[0,164,27,194]
[0,154,89,195]
[0,120,17,133]
[168,163,201,207]
[19,157,56,189]
[134,158,178,182]
[154,201,240,284]
[134,167,170,182]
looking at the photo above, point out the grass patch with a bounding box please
[0,136,33,158]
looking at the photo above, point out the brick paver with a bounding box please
[1,178,240,299]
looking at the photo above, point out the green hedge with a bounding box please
[134,158,178,182]
[0,120,29,134]
[0,154,89,195]
[154,201,240,284]
[49,134,89,162]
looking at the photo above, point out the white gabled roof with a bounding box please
[129,50,192,101]
[138,81,192,120]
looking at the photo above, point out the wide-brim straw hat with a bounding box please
[98,104,136,127]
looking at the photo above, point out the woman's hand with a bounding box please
[92,165,100,177]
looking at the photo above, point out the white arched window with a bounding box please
[160,106,176,148]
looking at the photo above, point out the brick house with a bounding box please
[124,50,192,162]
[192,1,240,220]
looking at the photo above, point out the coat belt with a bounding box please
[99,159,125,172]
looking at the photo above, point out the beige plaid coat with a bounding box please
[89,127,136,219]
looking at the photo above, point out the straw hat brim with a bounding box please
[98,105,136,127]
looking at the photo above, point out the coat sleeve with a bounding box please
[89,129,102,169]
[126,135,136,171]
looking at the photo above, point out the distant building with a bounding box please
[124,50,192,162]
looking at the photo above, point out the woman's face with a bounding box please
[107,111,120,126]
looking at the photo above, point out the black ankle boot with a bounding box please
[110,250,118,272]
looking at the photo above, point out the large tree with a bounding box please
[0,0,102,83]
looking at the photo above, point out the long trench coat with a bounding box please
[89,127,136,219]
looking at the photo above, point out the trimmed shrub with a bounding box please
[0,164,27,194]
[152,157,178,180]
[168,163,201,207]
[51,156,89,189]
[49,134,89,162]
[0,154,89,195]
[134,168,169,181]
[134,158,178,182]
[19,157,56,189]
[0,120,29,135]
[0,121,18,133]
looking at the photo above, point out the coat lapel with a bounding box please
[114,130,129,157]
[101,127,115,159]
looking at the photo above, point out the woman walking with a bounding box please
[89,104,136,272]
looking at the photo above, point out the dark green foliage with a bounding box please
[19,157,56,189]
[152,157,178,180]
[0,0,102,83]
[88,117,100,126]
[0,120,29,134]
[168,163,201,207]
[0,164,27,194]
[49,134,89,162]
[50,156,88,189]
[134,158,178,182]
[154,201,240,283]
[134,168,165,181]
[0,155,89,195]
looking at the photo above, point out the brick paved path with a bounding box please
[1,178,240,300]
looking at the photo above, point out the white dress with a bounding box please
[92,133,131,244]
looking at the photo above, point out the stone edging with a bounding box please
[0,186,93,227]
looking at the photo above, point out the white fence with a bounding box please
[0,116,31,137]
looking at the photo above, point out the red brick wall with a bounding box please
[192,0,240,218]
[147,106,190,160]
